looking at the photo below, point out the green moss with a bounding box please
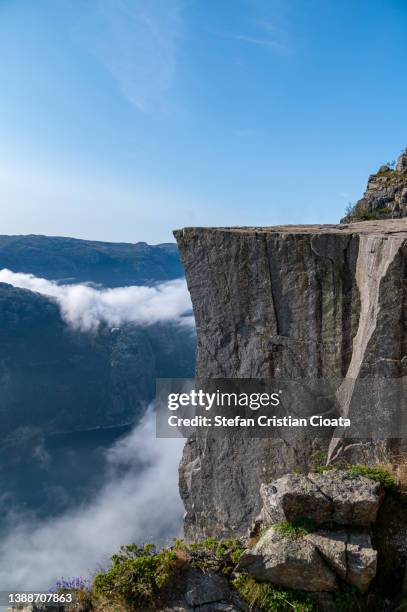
[350,464,397,491]
[93,544,182,610]
[274,519,317,539]
[232,575,316,611]
[309,449,335,474]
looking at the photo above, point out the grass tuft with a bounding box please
[350,464,397,491]
[274,519,317,539]
[232,574,316,611]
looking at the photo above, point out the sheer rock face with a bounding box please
[342,150,407,222]
[174,221,407,539]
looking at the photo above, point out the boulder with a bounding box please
[260,474,333,525]
[260,470,383,527]
[396,150,407,173]
[308,471,383,526]
[184,570,231,607]
[308,529,377,593]
[307,530,347,579]
[238,527,337,592]
[347,533,377,594]
[239,524,378,595]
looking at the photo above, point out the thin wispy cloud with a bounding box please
[229,33,287,52]
[91,0,184,112]
[0,270,194,332]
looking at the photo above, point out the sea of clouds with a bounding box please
[0,408,184,589]
[0,269,193,332]
[0,269,192,589]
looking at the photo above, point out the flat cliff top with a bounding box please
[175,218,407,237]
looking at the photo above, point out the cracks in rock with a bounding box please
[305,473,335,507]
[344,532,350,583]
[340,236,358,377]
[262,234,280,337]
[312,543,343,584]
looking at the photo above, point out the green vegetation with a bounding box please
[274,518,317,539]
[344,193,399,221]
[92,538,245,610]
[360,211,378,220]
[232,574,316,612]
[350,464,397,491]
[183,537,244,574]
[93,544,182,610]
[309,449,335,473]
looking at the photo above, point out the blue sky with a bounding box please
[0,0,406,244]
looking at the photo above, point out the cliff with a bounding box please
[174,219,407,539]
[342,149,407,222]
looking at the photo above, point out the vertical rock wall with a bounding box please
[174,220,407,539]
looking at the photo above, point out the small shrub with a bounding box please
[345,202,355,217]
[92,544,183,610]
[274,519,317,539]
[188,537,244,574]
[232,574,316,611]
[361,211,378,220]
[350,464,397,491]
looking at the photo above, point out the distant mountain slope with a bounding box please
[0,236,194,517]
[0,235,183,286]
[0,282,195,437]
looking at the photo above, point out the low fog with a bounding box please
[0,409,184,589]
[0,269,193,331]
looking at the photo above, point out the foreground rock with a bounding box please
[242,470,381,595]
[8,571,248,612]
[238,527,338,592]
[239,524,377,594]
[184,571,233,607]
[346,532,377,593]
[260,470,383,527]
[307,530,347,579]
